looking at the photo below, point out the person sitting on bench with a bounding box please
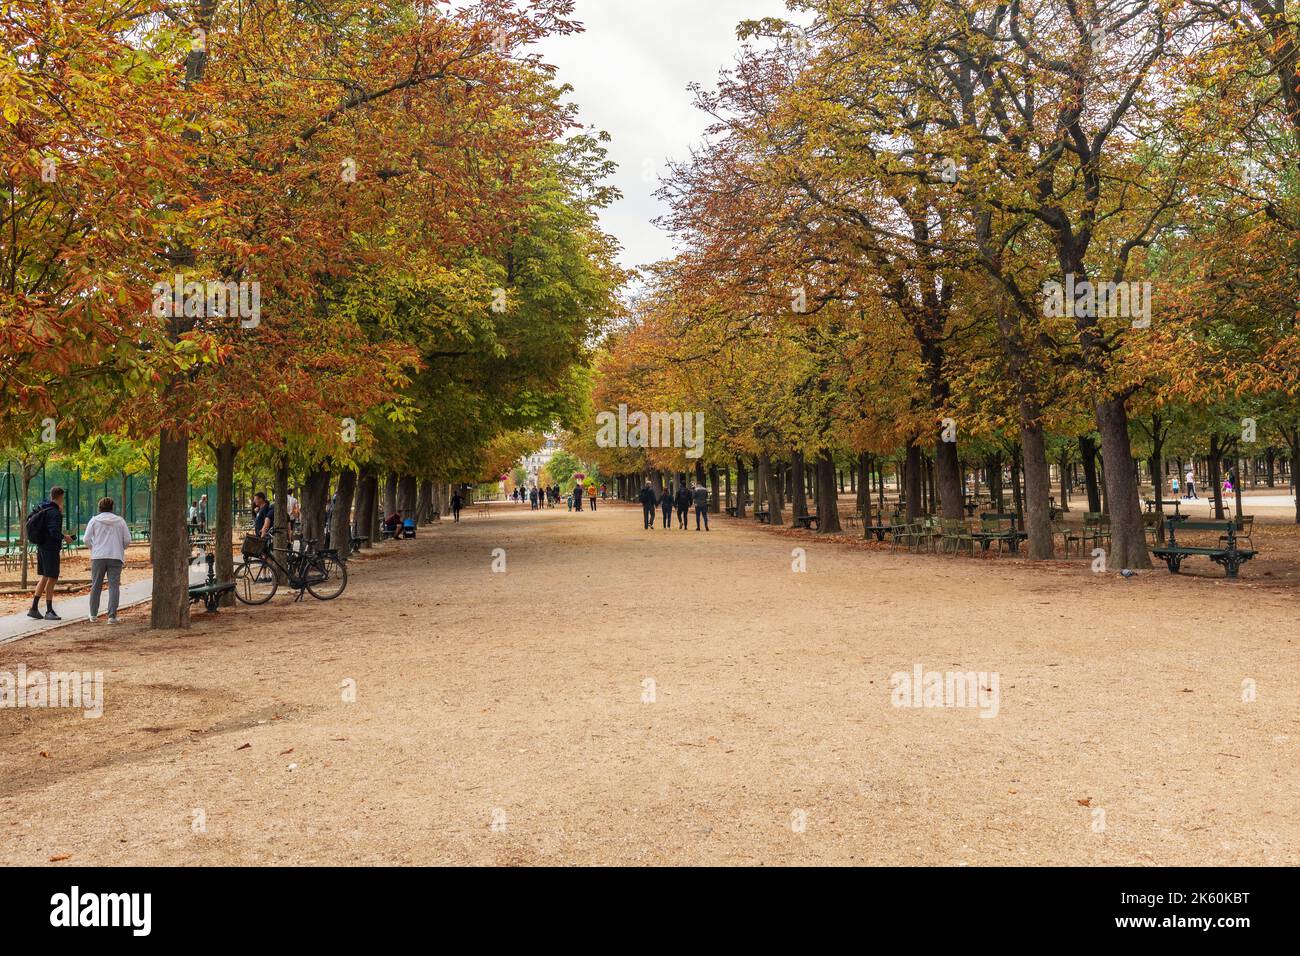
[384,510,402,537]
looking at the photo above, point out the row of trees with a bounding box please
[576,0,1300,564]
[2,0,624,625]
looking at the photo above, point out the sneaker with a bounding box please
[26,608,42,620]
[88,614,98,623]
[107,617,120,625]
[44,610,61,621]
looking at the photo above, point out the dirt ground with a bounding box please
[1,500,1296,865]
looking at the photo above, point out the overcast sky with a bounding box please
[534,1,795,276]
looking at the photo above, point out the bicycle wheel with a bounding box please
[234,556,278,605]
[305,552,347,600]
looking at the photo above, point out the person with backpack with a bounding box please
[26,486,74,621]
[674,484,691,530]
[84,497,131,624]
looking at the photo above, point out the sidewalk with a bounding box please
[0,564,209,646]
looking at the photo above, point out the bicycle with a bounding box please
[234,534,347,604]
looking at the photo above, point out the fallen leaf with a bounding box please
[279,747,294,756]
[236,743,251,751]
[49,854,71,862]
[1077,798,1091,807]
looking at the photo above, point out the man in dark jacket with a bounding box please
[27,486,74,620]
[693,483,710,531]
[659,486,674,529]
[638,481,657,530]
[674,485,691,530]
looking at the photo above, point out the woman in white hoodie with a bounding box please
[83,497,132,623]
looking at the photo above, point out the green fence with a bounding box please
[1,461,225,545]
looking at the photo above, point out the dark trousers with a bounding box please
[695,505,709,530]
[642,504,655,529]
[661,507,671,528]
[589,496,596,511]
[676,506,688,529]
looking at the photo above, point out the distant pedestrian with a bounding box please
[659,487,673,528]
[1185,470,1198,499]
[572,481,584,512]
[674,484,691,530]
[26,486,74,621]
[1170,475,1179,497]
[451,491,464,522]
[587,482,597,511]
[693,483,710,531]
[84,497,131,624]
[638,481,657,530]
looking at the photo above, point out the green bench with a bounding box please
[791,514,819,530]
[188,554,236,612]
[1151,520,1256,579]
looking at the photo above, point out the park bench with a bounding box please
[755,509,771,524]
[349,535,365,554]
[791,514,819,530]
[1151,520,1257,579]
[724,506,738,517]
[188,553,236,612]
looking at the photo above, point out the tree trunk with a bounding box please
[300,464,330,546]
[354,467,376,548]
[709,464,720,513]
[934,432,964,519]
[384,472,399,517]
[1079,436,1102,513]
[150,429,191,629]
[815,450,842,534]
[1095,398,1150,568]
[904,442,923,522]
[417,479,434,523]
[760,454,783,524]
[1058,448,1071,512]
[1209,435,1225,520]
[735,457,748,519]
[273,457,290,580]
[212,442,238,605]
[330,467,357,558]
[986,453,1003,512]
[790,450,808,518]
[1020,423,1054,559]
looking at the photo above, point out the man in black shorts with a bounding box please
[27,486,74,621]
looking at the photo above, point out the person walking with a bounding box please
[638,480,657,530]
[198,493,209,531]
[84,497,131,624]
[451,490,464,522]
[26,486,74,620]
[674,483,691,530]
[1170,474,1180,498]
[572,480,584,513]
[693,482,710,531]
[659,486,674,528]
[1185,468,1198,499]
[586,482,597,511]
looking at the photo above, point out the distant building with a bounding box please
[522,434,559,488]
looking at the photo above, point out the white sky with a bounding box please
[534,1,795,276]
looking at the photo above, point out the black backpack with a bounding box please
[26,502,55,546]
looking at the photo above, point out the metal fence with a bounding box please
[1,461,225,545]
